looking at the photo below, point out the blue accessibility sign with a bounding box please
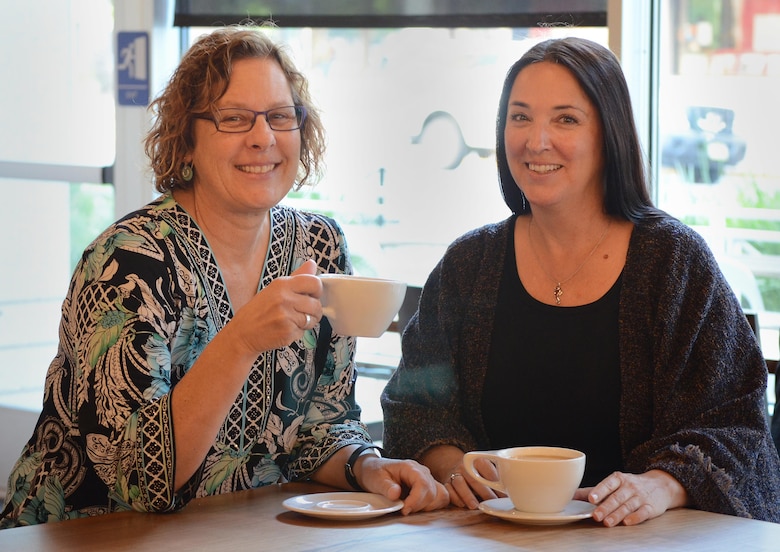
[117,31,150,106]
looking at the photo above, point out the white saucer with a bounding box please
[282,492,403,520]
[479,498,595,526]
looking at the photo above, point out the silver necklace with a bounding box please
[528,218,611,305]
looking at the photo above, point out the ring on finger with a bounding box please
[450,472,462,483]
[304,313,312,328]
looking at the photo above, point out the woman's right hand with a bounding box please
[421,445,501,509]
[231,259,324,354]
[574,469,689,527]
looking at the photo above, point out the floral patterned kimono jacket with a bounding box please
[1,194,371,528]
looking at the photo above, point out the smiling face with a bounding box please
[504,61,605,212]
[187,57,301,216]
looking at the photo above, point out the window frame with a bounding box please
[173,0,607,28]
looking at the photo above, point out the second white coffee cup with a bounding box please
[463,446,585,514]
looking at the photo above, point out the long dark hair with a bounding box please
[496,37,661,221]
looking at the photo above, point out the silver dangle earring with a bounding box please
[181,163,194,182]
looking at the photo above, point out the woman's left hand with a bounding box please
[359,456,450,515]
[574,469,689,527]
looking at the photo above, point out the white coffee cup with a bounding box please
[463,446,585,513]
[319,274,407,337]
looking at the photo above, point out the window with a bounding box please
[0,0,116,499]
[657,0,780,360]
[0,0,115,411]
[186,21,609,372]
[0,2,115,167]
[656,0,780,413]
[184,8,609,432]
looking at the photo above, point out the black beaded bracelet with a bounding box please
[344,444,384,492]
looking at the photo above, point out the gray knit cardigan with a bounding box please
[381,215,780,522]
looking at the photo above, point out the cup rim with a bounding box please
[497,446,585,461]
[318,273,406,285]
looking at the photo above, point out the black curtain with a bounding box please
[173,0,607,28]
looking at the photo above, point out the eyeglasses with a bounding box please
[194,106,307,133]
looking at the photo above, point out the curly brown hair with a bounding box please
[144,24,326,193]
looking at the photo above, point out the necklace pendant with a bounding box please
[554,283,563,305]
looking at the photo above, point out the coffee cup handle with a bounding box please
[462,452,506,494]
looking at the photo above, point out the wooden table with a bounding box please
[1,482,779,551]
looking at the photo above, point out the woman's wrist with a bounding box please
[344,444,383,491]
[420,444,465,484]
[647,469,691,509]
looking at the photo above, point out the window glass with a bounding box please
[0,1,115,166]
[657,0,780,366]
[188,25,608,287]
[0,180,115,410]
[186,25,609,371]
[0,0,115,412]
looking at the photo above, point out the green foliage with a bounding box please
[736,179,780,209]
[731,179,780,310]
[688,0,724,49]
[731,180,780,255]
[759,276,780,312]
[69,183,115,272]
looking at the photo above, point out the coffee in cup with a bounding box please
[463,446,585,513]
[319,274,407,337]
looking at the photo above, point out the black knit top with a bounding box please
[481,229,622,486]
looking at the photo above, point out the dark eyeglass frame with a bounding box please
[193,105,307,133]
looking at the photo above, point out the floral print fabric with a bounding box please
[1,194,370,528]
